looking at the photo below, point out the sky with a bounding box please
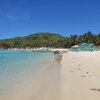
[0,0,100,39]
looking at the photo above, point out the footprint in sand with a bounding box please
[95,89,100,91]
[90,88,100,91]
[81,74,92,78]
[86,72,92,77]
[86,72,89,74]
[78,65,81,66]
[81,75,86,78]
[70,71,73,72]
[78,68,81,70]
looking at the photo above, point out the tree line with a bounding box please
[0,32,100,49]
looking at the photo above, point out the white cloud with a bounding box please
[5,13,31,21]
[0,7,31,21]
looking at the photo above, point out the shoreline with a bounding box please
[15,53,62,100]
[0,48,69,52]
[1,50,100,100]
[1,52,62,100]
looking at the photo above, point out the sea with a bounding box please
[0,50,61,100]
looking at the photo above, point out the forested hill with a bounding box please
[0,32,100,49]
[0,33,66,48]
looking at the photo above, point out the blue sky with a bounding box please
[0,0,100,39]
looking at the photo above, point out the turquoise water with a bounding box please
[70,45,99,52]
[0,50,55,100]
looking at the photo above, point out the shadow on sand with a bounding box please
[54,54,62,64]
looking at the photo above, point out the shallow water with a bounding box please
[0,50,61,100]
[70,45,99,52]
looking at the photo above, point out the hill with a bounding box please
[0,32,66,49]
[0,32,100,49]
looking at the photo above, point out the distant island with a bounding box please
[0,31,100,49]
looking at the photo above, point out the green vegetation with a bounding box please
[0,32,100,49]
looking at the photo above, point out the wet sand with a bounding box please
[2,54,62,100]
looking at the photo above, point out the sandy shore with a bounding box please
[2,50,100,100]
[60,51,100,100]
[12,50,100,100]
[4,54,61,100]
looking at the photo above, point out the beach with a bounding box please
[12,55,61,100]
[60,51,100,100]
[1,50,100,100]
[17,50,100,100]
[0,50,61,100]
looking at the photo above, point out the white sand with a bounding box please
[49,48,68,52]
[60,51,100,100]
